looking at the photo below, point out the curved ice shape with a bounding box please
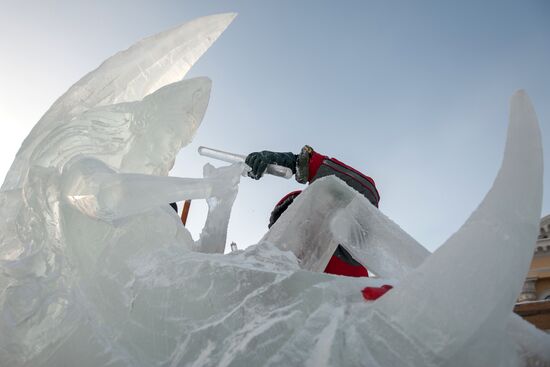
[366,90,545,366]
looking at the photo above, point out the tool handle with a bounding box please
[198,146,246,163]
[264,164,294,179]
[198,146,293,179]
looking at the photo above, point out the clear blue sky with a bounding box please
[1,0,549,252]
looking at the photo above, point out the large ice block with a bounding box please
[262,176,429,278]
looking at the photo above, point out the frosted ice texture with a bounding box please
[0,13,548,367]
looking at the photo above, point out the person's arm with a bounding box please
[296,145,380,207]
[246,145,380,207]
[244,151,297,180]
[193,163,241,254]
[61,157,227,222]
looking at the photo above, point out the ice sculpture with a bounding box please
[0,13,548,367]
[1,13,238,191]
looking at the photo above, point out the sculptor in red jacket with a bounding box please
[245,145,380,278]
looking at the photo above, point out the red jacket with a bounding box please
[303,148,380,208]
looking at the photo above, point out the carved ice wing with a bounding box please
[42,13,235,121]
[2,13,236,191]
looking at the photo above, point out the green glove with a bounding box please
[245,151,297,180]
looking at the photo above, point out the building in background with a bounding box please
[515,215,550,331]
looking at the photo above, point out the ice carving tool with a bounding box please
[198,146,293,179]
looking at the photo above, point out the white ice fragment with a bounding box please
[193,162,244,254]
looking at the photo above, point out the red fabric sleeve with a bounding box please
[331,157,378,193]
[306,150,380,206]
[308,151,327,183]
[274,190,303,207]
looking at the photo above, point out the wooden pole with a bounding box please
[181,200,192,226]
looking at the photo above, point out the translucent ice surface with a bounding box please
[0,13,548,367]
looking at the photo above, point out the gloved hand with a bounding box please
[245,150,297,180]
